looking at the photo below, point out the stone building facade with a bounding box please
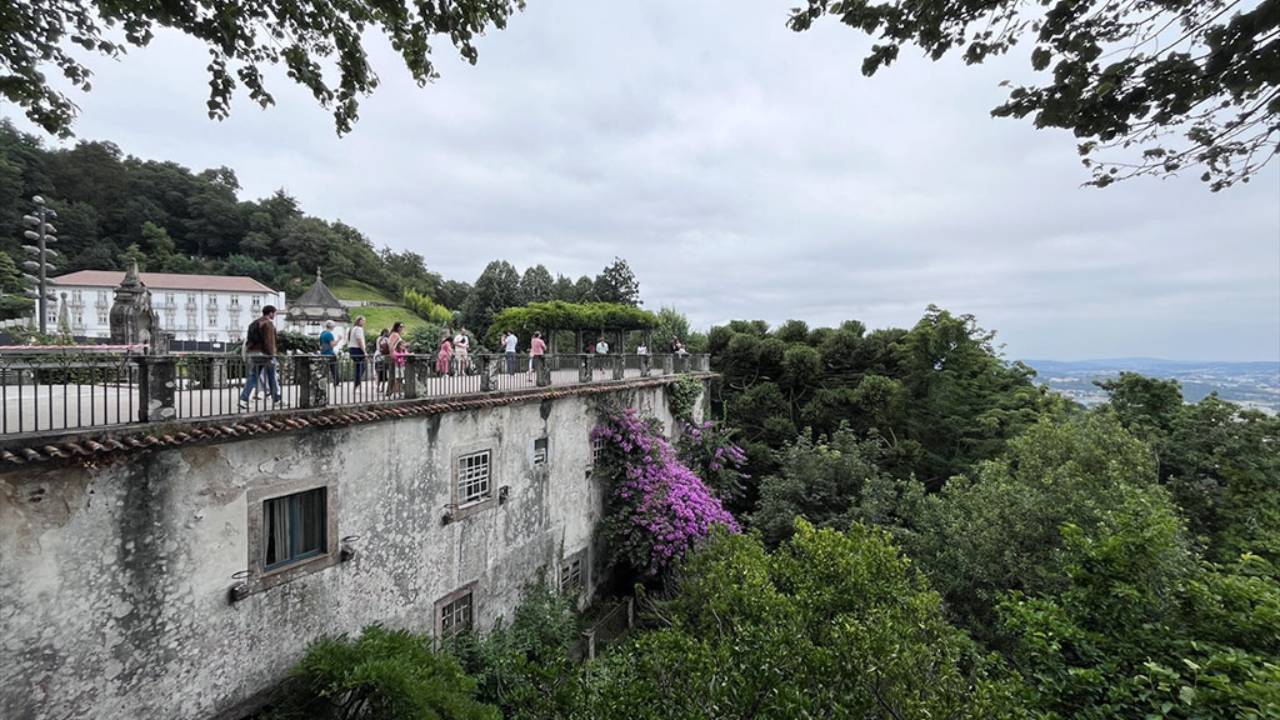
[0,380,698,720]
[50,270,286,347]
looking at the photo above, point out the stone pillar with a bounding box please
[578,354,591,383]
[612,354,624,380]
[640,353,651,377]
[535,355,551,387]
[479,355,492,392]
[136,356,178,423]
[660,354,674,375]
[295,355,329,409]
[404,355,424,399]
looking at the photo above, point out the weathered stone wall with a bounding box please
[0,382,697,720]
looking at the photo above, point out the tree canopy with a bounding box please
[788,0,1280,190]
[3,0,525,137]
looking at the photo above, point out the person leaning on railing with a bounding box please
[238,306,284,409]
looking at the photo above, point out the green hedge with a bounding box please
[487,302,657,345]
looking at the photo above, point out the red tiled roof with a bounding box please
[52,271,278,294]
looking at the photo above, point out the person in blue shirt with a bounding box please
[319,320,342,384]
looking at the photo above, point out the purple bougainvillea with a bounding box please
[594,408,738,575]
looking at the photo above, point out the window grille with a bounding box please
[439,592,473,640]
[457,451,492,505]
[262,487,328,570]
[560,555,583,594]
[591,436,605,466]
[533,437,548,466]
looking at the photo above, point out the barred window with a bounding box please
[457,451,492,505]
[439,591,473,640]
[591,436,606,466]
[533,437,548,466]
[560,555,583,594]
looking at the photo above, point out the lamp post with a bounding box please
[20,195,59,335]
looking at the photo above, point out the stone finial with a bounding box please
[122,259,142,288]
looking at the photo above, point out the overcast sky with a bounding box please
[8,0,1279,361]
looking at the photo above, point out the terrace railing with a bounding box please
[0,349,709,437]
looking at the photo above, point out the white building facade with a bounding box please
[51,271,286,346]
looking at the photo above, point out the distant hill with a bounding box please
[1021,358,1280,415]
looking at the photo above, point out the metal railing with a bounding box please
[0,350,709,437]
[0,351,139,434]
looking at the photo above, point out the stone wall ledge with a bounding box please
[0,372,714,468]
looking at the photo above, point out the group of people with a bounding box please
[434,328,547,380]
[236,308,695,410]
[236,307,412,410]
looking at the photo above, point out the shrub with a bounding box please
[450,585,583,720]
[665,375,702,422]
[270,625,499,720]
[575,522,1022,719]
[593,407,737,576]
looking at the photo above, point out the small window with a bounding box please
[560,555,583,594]
[439,591,473,640]
[263,488,328,570]
[457,451,492,505]
[533,437,548,466]
[591,436,606,466]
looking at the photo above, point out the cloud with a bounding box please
[10,0,1279,360]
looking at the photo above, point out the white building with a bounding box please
[50,270,286,346]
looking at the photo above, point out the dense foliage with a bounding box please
[788,0,1280,190]
[3,0,524,137]
[486,301,657,346]
[271,625,498,720]
[450,586,583,720]
[711,305,1063,493]
[576,522,1022,719]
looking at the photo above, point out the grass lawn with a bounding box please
[356,305,431,335]
[331,279,397,304]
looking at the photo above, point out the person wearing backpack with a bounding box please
[239,306,283,410]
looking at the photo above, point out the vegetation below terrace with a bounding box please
[260,306,1280,720]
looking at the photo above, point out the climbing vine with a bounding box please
[593,407,738,576]
[666,375,703,423]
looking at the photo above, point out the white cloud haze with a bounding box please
[8,0,1279,360]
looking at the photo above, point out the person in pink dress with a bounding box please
[436,335,453,375]
[527,330,546,382]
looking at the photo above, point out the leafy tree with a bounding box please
[436,280,473,312]
[139,221,175,258]
[751,425,913,547]
[0,250,33,321]
[592,258,641,305]
[450,585,582,720]
[788,0,1280,190]
[904,414,1187,640]
[571,275,596,303]
[462,260,522,339]
[578,523,1022,719]
[1099,374,1280,565]
[5,0,525,137]
[122,243,148,271]
[649,306,692,352]
[551,274,577,302]
[518,264,555,305]
[272,624,499,720]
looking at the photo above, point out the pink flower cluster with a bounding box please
[594,408,739,575]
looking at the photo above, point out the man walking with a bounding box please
[239,305,283,410]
